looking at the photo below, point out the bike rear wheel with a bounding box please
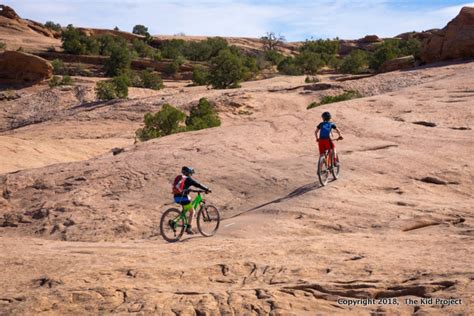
[160,208,185,242]
[318,154,330,186]
[197,205,220,237]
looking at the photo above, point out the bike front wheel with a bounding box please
[160,208,185,242]
[317,155,330,186]
[197,205,220,237]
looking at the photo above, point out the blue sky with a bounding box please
[4,0,474,40]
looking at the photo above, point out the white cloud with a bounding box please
[2,0,473,40]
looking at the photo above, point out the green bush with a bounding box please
[369,39,401,71]
[399,38,422,59]
[97,35,126,56]
[164,60,181,76]
[138,70,163,90]
[0,41,6,50]
[49,75,74,87]
[44,21,61,32]
[300,39,339,65]
[339,50,368,74]
[135,104,186,141]
[61,24,99,55]
[208,49,244,89]
[95,78,128,100]
[132,39,154,58]
[51,59,64,75]
[132,25,150,37]
[104,45,131,76]
[277,57,303,75]
[48,76,62,87]
[153,50,162,61]
[192,65,209,86]
[186,98,221,131]
[112,75,129,98]
[295,51,324,75]
[307,90,362,109]
[265,50,285,65]
[61,75,74,85]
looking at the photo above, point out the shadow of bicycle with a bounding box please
[226,182,322,219]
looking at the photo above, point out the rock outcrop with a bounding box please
[379,55,415,73]
[0,4,20,19]
[0,50,53,84]
[421,6,474,63]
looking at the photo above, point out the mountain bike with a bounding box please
[317,137,342,186]
[160,190,220,242]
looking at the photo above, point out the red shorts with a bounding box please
[318,139,334,155]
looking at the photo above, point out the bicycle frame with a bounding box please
[171,193,205,226]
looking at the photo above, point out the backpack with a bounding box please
[172,175,187,195]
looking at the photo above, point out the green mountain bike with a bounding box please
[160,190,220,242]
[317,138,341,186]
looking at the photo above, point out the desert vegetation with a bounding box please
[48,75,74,87]
[136,97,221,141]
[307,90,362,109]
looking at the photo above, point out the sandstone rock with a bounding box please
[0,50,53,84]
[379,55,415,73]
[421,6,474,63]
[0,5,20,20]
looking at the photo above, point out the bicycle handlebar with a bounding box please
[187,189,211,193]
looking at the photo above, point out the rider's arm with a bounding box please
[334,127,343,139]
[315,125,321,142]
[188,177,210,192]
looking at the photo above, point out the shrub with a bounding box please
[132,25,150,37]
[48,76,62,87]
[114,26,119,31]
[307,102,319,109]
[208,49,244,89]
[49,75,74,87]
[97,35,124,56]
[51,59,64,75]
[0,41,6,50]
[135,104,186,141]
[153,50,162,61]
[61,24,99,55]
[369,39,401,71]
[160,39,186,59]
[307,90,362,109]
[339,50,368,74]
[104,45,131,76]
[186,98,221,131]
[44,21,61,32]
[61,75,74,85]
[192,65,209,86]
[132,39,154,58]
[295,51,324,75]
[399,38,422,59]
[164,60,181,76]
[300,39,339,65]
[112,75,129,98]
[277,57,303,75]
[139,70,163,90]
[265,50,285,65]
[95,77,128,100]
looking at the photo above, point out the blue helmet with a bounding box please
[322,111,331,121]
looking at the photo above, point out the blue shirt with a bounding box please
[317,121,336,139]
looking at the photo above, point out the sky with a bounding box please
[4,0,474,41]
